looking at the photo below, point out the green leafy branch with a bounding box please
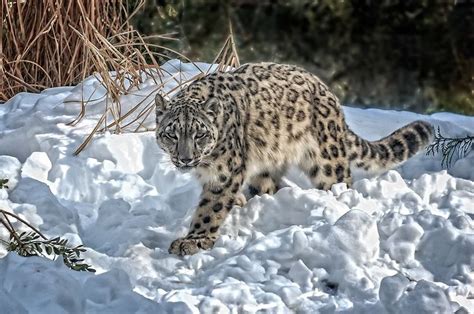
[426,127,474,168]
[0,208,95,272]
[0,179,9,189]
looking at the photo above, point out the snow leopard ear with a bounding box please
[204,97,221,122]
[155,94,167,124]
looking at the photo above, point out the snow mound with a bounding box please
[0,60,473,313]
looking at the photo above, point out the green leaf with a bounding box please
[0,179,8,189]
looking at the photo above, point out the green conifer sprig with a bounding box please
[426,127,474,168]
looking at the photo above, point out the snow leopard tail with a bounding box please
[345,120,434,173]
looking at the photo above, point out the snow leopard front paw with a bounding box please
[235,192,247,207]
[168,236,215,256]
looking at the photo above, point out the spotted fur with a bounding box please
[155,63,434,256]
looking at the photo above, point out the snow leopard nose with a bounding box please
[177,138,194,165]
[180,158,193,165]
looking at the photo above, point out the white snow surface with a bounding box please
[0,60,473,313]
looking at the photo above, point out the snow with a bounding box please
[0,59,473,313]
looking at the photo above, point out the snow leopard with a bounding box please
[155,62,434,256]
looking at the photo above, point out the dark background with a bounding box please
[132,0,473,115]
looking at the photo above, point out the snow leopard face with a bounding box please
[155,94,220,170]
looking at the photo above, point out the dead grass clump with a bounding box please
[0,0,164,101]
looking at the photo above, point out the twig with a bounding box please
[426,126,474,168]
[0,209,47,239]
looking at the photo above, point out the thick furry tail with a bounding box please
[346,120,434,173]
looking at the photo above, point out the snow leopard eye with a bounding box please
[164,126,177,139]
[195,129,207,139]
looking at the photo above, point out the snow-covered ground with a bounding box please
[0,60,473,313]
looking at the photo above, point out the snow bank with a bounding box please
[0,60,472,313]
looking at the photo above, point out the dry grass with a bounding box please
[2,0,141,100]
[1,0,239,154]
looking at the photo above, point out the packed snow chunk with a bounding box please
[155,300,198,314]
[292,228,309,255]
[294,209,380,298]
[83,133,148,174]
[353,170,412,200]
[230,187,350,235]
[9,178,78,235]
[210,279,257,306]
[380,275,453,314]
[450,154,474,181]
[0,155,21,191]
[383,221,424,266]
[378,212,407,238]
[411,171,456,204]
[0,116,49,162]
[352,171,427,215]
[275,284,302,307]
[206,254,266,283]
[49,156,157,204]
[449,211,473,230]
[0,254,88,314]
[83,268,131,303]
[288,259,313,289]
[329,209,379,265]
[330,182,348,196]
[83,199,157,256]
[160,289,201,312]
[199,297,230,314]
[21,152,52,183]
[83,269,163,313]
[0,288,28,314]
[379,274,410,311]
[416,225,474,284]
[446,185,474,215]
